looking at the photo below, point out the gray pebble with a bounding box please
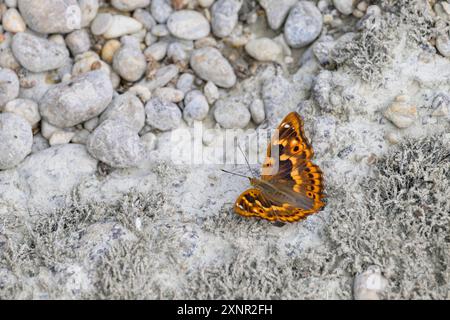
[154,87,184,102]
[214,99,250,129]
[211,0,243,38]
[90,13,113,36]
[31,133,50,154]
[79,0,99,28]
[18,71,53,101]
[99,93,145,132]
[167,42,190,63]
[151,0,173,24]
[284,1,323,48]
[113,45,147,82]
[0,68,19,107]
[83,116,99,132]
[3,98,41,128]
[436,34,450,57]
[71,128,90,145]
[133,8,157,30]
[87,119,145,168]
[12,32,70,73]
[40,70,113,128]
[141,132,157,151]
[111,0,150,11]
[18,0,81,34]
[176,73,195,94]
[65,29,92,56]
[183,90,209,124]
[141,64,179,91]
[190,47,236,88]
[145,41,168,61]
[151,24,170,37]
[249,99,265,124]
[167,10,211,40]
[333,0,353,15]
[258,0,297,30]
[0,112,33,170]
[145,97,182,131]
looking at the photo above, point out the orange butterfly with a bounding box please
[228,112,325,223]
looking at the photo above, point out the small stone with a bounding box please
[141,64,179,91]
[214,99,251,129]
[79,0,99,28]
[40,120,61,140]
[71,129,90,145]
[87,119,145,168]
[284,1,323,48]
[257,0,297,30]
[128,85,152,102]
[151,0,173,24]
[145,97,182,131]
[145,42,168,61]
[151,24,170,37]
[2,8,26,33]
[167,10,211,40]
[99,93,146,132]
[176,73,195,94]
[436,34,450,57]
[3,98,41,128]
[111,0,150,11]
[11,32,70,73]
[190,47,237,88]
[49,130,76,146]
[167,42,190,63]
[183,90,209,124]
[103,16,143,39]
[211,0,242,38]
[204,81,219,104]
[133,8,157,30]
[154,87,185,103]
[65,29,91,56]
[0,112,33,170]
[333,0,354,15]
[31,133,50,153]
[83,117,99,132]
[0,68,19,106]
[40,70,113,128]
[198,0,215,7]
[353,266,388,300]
[113,44,146,82]
[90,13,113,36]
[18,0,81,34]
[384,97,418,129]
[245,37,283,62]
[101,40,122,64]
[249,99,265,124]
[141,132,157,151]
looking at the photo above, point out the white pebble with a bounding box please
[49,130,76,146]
[154,87,185,103]
[245,37,283,62]
[2,8,26,33]
[203,81,219,104]
[103,15,143,39]
[384,96,418,129]
[3,98,41,128]
[249,99,265,124]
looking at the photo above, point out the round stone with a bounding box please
[167,10,211,40]
[145,98,182,131]
[90,13,113,36]
[284,1,323,48]
[211,0,242,38]
[112,45,147,82]
[245,37,283,62]
[214,99,251,129]
[0,68,19,106]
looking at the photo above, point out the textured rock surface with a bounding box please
[167,10,210,40]
[145,97,182,131]
[99,93,145,132]
[284,1,323,48]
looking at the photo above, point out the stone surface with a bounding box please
[112,45,147,82]
[245,37,283,62]
[214,99,251,129]
[167,10,211,40]
[0,68,19,107]
[3,98,41,128]
[145,98,182,131]
[284,1,323,48]
[258,0,297,30]
[211,0,242,38]
[183,90,209,124]
[111,0,150,11]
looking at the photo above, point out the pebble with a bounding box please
[40,70,113,128]
[3,98,41,128]
[83,117,99,132]
[141,132,157,152]
[214,99,251,129]
[145,42,168,61]
[176,73,195,94]
[79,0,99,28]
[167,10,211,40]
[128,84,152,102]
[49,130,76,146]
[436,34,450,57]
[167,42,190,63]
[101,40,122,64]
[112,44,147,82]
[40,120,62,140]
[141,64,179,91]
[111,0,150,11]
[133,9,157,30]
[183,90,209,124]
[11,32,70,73]
[102,15,143,39]
[353,266,388,300]
[151,0,173,24]
[154,87,185,103]
[145,97,182,131]
[87,119,146,168]
[204,81,219,104]
[18,0,81,34]
[211,0,243,38]
[151,24,170,37]
[333,0,354,16]
[245,37,283,62]
[65,29,92,56]
[284,1,323,48]
[71,129,90,145]
[384,96,418,129]
[0,68,19,106]
[2,8,26,33]
[99,93,146,132]
[90,13,113,36]
[31,133,50,153]
[257,0,297,30]
[0,112,33,170]
[72,51,110,76]
[190,47,237,88]
[249,99,266,124]
[0,34,21,70]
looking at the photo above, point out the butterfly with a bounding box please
[229,112,325,223]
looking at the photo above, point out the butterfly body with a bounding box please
[233,112,325,223]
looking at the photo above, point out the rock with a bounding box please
[79,0,99,28]
[151,24,170,37]
[83,117,99,132]
[0,68,19,106]
[145,97,182,131]
[211,0,243,38]
[245,37,283,62]
[99,93,146,133]
[133,8,157,30]
[333,0,354,16]
[112,44,146,82]
[40,120,61,140]
[151,0,173,23]
[40,70,113,128]
[249,99,265,124]
[0,113,33,170]
[3,98,41,128]
[90,13,113,36]
[101,40,121,64]
[183,90,209,124]
[190,47,237,88]
[257,0,297,30]
[102,16,143,39]
[353,266,388,300]
[31,133,50,153]
[176,73,195,94]
[167,10,211,40]
[284,1,323,48]
[436,34,450,57]
[11,32,70,73]
[214,99,251,129]
[71,129,90,145]
[204,81,219,104]
[384,96,418,129]
[141,132,157,151]
[128,84,152,102]
[65,29,92,56]
[262,74,295,123]
[2,8,26,33]
[154,87,185,103]
[144,42,168,61]
[18,0,81,34]
[111,0,150,11]
[87,119,145,168]
[17,144,98,210]
[141,64,179,91]
[198,0,215,7]
[167,42,190,63]
[49,130,76,146]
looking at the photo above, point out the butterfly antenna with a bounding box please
[221,169,250,179]
[237,142,255,178]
